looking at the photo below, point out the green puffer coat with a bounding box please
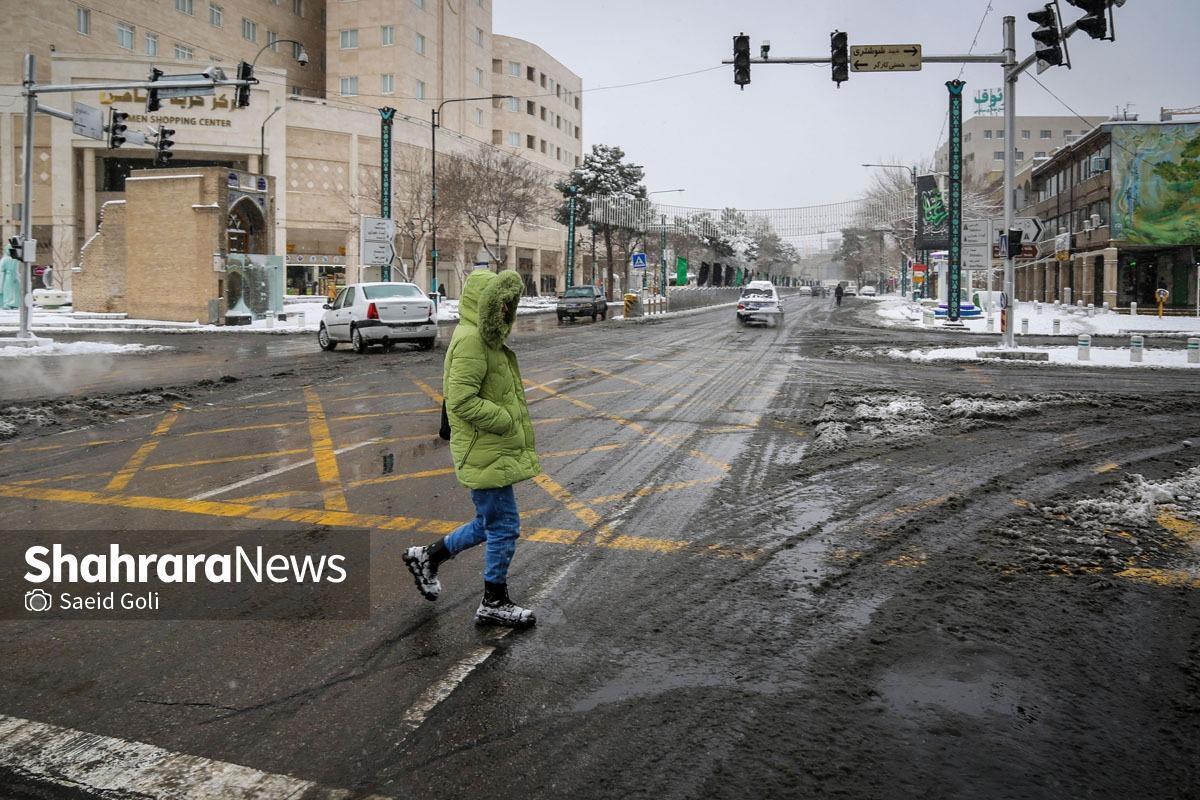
[443,269,541,489]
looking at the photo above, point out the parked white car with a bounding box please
[736,281,784,326]
[859,285,878,297]
[797,285,813,296]
[319,282,437,353]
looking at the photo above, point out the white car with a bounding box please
[859,285,878,297]
[319,282,438,353]
[736,281,784,326]
[842,285,858,297]
[797,285,813,296]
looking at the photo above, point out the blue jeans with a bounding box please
[443,486,521,584]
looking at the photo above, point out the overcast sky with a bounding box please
[494,0,1200,210]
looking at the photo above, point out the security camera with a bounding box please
[297,50,310,67]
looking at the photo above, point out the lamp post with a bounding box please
[259,104,281,170]
[431,94,513,297]
[646,190,684,291]
[250,39,309,70]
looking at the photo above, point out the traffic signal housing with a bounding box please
[145,67,164,113]
[732,34,750,89]
[107,108,128,149]
[1028,3,1066,71]
[235,61,253,108]
[1066,0,1109,40]
[830,31,849,87]
[154,126,175,167]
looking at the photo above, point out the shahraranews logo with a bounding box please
[23,543,348,613]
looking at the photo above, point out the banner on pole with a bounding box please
[915,175,949,251]
[676,256,688,287]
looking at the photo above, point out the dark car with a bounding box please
[557,285,608,323]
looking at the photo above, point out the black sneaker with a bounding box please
[475,582,536,628]
[402,546,442,601]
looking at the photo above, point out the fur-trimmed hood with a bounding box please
[458,269,523,348]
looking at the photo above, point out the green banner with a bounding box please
[676,256,688,287]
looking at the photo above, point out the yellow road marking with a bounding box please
[587,476,724,505]
[688,449,731,473]
[303,386,348,512]
[182,421,298,438]
[1157,511,1200,544]
[327,390,425,403]
[1094,462,1121,474]
[565,361,687,400]
[333,408,438,421]
[146,449,311,472]
[104,404,183,492]
[1115,567,1200,589]
[411,377,443,405]
[877,494,953,524]
[533,473,606,529]
[226,489,313,504]
[350,467,456,488]
[4,436,133,454]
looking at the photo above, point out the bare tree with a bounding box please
[439,146,551,271]
[393,146,434,283]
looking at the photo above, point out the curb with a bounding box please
[614,302,738,325]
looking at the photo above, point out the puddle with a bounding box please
[877,667,1024,719]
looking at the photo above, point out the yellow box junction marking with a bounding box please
[303,386,349,512]
[104,403,184,492]
[1094,462,1121,474]
[411,377,443,405]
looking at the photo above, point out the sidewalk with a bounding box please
[877,297,1200,338]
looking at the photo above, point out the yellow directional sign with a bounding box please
[850,44,922,72]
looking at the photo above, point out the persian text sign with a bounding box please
[850,44,922,72]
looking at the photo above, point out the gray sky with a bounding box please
[494,0,1200,210]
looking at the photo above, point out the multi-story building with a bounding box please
[1015,119,1200,310]
[935,114,1107,187]
[0,0,583,304]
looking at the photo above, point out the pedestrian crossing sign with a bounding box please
[630,252,648,269]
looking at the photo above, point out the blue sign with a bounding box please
[630,252,648,269]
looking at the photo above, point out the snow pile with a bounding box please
[436,295,557,323]
[998,465,1200,578]
[0,391,186,441]
[886,345,1200,370]
[0,341,171,358]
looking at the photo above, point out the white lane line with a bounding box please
[623,353,643,361]
[0,714,385,800]
[524,377,564,394]
[396,560,575,737]
[188,439,379,501]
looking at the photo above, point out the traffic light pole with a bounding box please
[13,52,253,340]
[1002,16,1019,348]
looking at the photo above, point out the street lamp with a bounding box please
[259,104,281,169]
[648,189,686,196]
[430,94,513,297]
[251,39,309,69]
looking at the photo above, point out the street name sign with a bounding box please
[963,219,991,247]
[850,44,922,72]
[71,102,104,141]
[964,244,992,271]
[359,215,396,268]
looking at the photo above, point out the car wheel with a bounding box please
[557,314,564,324]
[419,337,436,351]
[351,326,369,354]
[600,307,607,321]
[591,312,597,322]
[318,325,337,351]
[382,341,394,353]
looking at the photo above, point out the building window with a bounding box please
[526,101,535,115]
[414,0,424,8]
[540,106,547,121]
[492,129,502,145]
[526,134,535,149]
[292,0,303,16]
[339,76,358,96]
[1063,130,1073,138]
[575,125,580,140]
[473,27,483,45]
[175,0,193,15]
[1035,151,1047,158]
[1040,129,1051,139]
[964,132,972,143]
[1021,129,1031,139]
[527,66,535,82]
[381,74,394,94]
[242,18,256,42]
[575,96,581,111]
[556,146,561,160]
[76,6,90,34]
[117,21,134,49]
[507,61,520,77]
[984,130,993,139]
[415,80,426,99]
[472,108,483,125]
[340,29,358,49]
[506,96,518,112]
[381,25,394,45]
[540,139,546,154]
[996,129,1004,139]
[473,67,484,86]
[175,43,193,60]
[993,151,1004,161]
[1016,150,1025,161]
[508,131,520,147]
[415,33,426,55]
[267,31,278,51]
[540,73,547,88]
[209,3,222,26]
[145,32,157,55]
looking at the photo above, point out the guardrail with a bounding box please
[665,286,800,312]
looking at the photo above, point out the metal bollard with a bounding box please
[1130,334,1143,363]
[1077,334,1091,361]
[1052,319,1061,335]
[1021,318,1029,335]
[1087,303,1095,317]
[1189,338,1200,364]
[1130,301,1138,317]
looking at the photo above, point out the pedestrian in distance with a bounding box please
[438,282,448,299]
[404,269,541,628]
[834,283,844,307]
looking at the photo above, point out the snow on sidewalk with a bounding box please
[887,344,1200,370]
[0,341,171,358]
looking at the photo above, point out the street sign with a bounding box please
[630,252,648,270]
[963,219,991,247]
[850,44,922,72]
[360,215,396,268]
[991,244,1037,259]
[71,102,104,141]
[964,244,992,270]
[990,216,1044,244]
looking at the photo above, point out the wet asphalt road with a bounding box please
[0,297,1198,799]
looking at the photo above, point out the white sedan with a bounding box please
[319,282,438,354]
[736,281,784,326]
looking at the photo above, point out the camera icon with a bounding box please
[24,589,52,613]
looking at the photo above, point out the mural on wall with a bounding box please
[1111,123,1200,245]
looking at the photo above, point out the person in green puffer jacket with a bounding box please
[402,269,542,627]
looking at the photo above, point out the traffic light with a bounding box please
[235,60,253,108]
[1006,229,1025,258]
[1066,0,1109,40]
[145,67,164,113]
[732,34,750,89]
[1028,4,1065,69]
[155,126,175,167]
[7,236,20,260]
[107,108,128,149]
[830,31,849,87]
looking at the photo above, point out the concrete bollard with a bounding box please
[1189,338,1200,364]
[1087,303,1095,317]
[1103,302,1110,311]
[922,310,934,328]
[1130,334,1144,363]
[986,317,994,332]
[263,310,275,329]
[1021,318,1029,335]
[1052,319,1061,335]
[1035,302,1042,315]
[1063,287,1072,306]
[1130,301,1138,316]
[1077,334,1091,361]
